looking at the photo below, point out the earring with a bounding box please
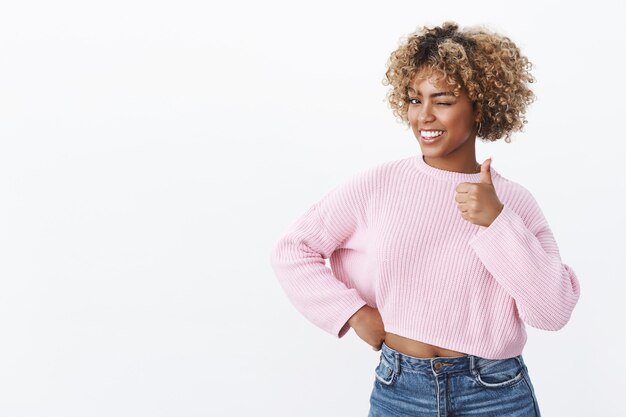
[476,121,482,135]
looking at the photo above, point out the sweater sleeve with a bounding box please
[467,190,581,331]
[269,172,371,338]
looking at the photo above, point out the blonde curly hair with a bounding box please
[383,21,536,143]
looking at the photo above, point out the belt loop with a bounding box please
[469,355,476,374]
[394,351,400,375]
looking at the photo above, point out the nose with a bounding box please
[417,102,435,124]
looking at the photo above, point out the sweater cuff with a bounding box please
[468,203,515,245]
[335,299,368,338]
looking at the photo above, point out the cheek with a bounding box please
[407,107,417,122]
[446,112,473,131]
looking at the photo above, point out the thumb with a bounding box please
[480,157,493,184]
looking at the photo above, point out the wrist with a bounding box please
[348,305,368,327]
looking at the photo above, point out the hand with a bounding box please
[455,157,504,227]
[348,305,387,351]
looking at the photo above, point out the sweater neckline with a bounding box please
[413,154,499,183]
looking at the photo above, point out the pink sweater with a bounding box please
[269,154,581,359]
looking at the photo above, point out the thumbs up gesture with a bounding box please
[454,157,504,227]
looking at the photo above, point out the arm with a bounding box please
[468,191,581,330]
[269,171,372,338]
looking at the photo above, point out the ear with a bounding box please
[471,102,482,122]
[474,112,482,135]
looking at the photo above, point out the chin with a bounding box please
[419,143,446,153]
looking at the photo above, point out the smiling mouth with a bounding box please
[420,130,445,143]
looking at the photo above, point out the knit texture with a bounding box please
[269,154,581,359]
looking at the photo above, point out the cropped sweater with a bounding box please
[269,154,581,359]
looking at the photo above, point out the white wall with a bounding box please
[0,0,622,415]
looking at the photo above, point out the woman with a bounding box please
[270,21,580,416]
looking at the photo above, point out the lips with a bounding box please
[420,131,445,144]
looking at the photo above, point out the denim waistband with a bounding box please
[380,341,526,376]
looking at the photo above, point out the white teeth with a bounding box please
[421,130,444,137]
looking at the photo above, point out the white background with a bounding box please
[0,1,624,416]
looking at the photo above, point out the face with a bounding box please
[407,69,480,169]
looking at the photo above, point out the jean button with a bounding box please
[434,362,443,370]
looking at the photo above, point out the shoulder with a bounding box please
[493,175,548,232]
[322,156,412,194]
[491,170,536,202]
[312,156,414,219]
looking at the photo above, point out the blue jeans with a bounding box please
[368,341,542,417]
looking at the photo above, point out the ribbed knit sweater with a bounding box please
[269,154,581,359]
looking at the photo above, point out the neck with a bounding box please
[422,155,481,174]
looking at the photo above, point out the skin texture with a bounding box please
[349,69,505,357]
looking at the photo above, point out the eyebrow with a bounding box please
[407,87,455,97]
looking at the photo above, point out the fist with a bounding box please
[455,157,504,227]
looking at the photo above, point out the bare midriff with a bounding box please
[384,332,468,358]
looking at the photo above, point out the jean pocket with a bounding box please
[374,355,396,386]
[471,356,525,388]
